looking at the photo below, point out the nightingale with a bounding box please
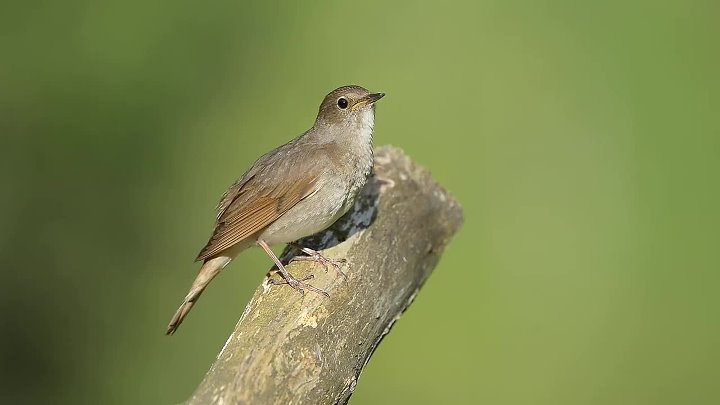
[166,85,384,335]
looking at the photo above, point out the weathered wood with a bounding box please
[184,146,463,405]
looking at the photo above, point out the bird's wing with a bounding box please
[195,145,320,262]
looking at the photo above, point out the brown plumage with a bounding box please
[166,85,384,335]
[196,170,320,261]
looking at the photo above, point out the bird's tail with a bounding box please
[166,255,232,335]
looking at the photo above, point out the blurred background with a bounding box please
[2,0,719,404]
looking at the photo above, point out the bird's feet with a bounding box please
[269,272,330,298]
[289,245,348,282]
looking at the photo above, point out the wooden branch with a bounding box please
[184,146,463,405]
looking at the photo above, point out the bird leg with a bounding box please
[288,243,348,283]
[257,239,329,298]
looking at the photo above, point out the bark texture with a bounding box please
[184,146,463,405]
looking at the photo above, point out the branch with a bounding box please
[183,146,463,405]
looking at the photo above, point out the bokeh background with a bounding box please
[2,1,719,404]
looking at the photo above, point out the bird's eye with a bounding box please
[337,97,349,109]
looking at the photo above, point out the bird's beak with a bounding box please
[353,92,385,110]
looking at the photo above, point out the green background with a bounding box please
[2,1,718,404]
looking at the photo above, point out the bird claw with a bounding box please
[269,273,329,298]
[289,246,348,282]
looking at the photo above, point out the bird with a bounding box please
[166,85,384,335]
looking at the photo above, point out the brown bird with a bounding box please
[166,85,384,335]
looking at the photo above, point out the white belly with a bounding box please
[257,180,350,245]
